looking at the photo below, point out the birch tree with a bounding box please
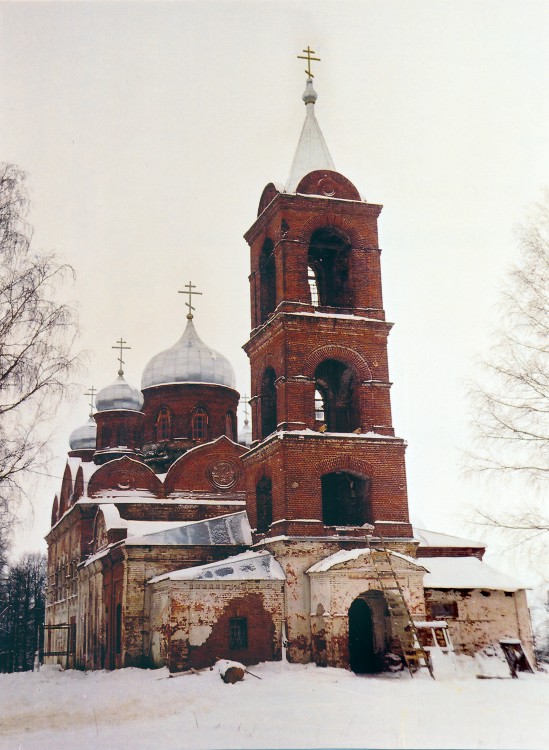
[0,163,78,521]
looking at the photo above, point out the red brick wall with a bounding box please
[142,383,240,448]
[164,436,247,494]
[243,430,412,539]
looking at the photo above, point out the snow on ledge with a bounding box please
[307,547,424,574]
[149,550,286,583]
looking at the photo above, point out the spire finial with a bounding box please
[179,280,202,320]
[84,385,97,418]
[297,45,320,79]
[112,337,131,376]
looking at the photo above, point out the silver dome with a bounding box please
[96,374,144,412]
[141,319,236,390]
[69,417,97,451]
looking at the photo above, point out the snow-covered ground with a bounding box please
[1,658,548,750]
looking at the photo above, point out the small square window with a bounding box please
[229,617,248,650]
[429,601,458,619]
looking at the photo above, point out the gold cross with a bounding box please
[297,46,321,78]
[179,280,202,320]
[84,385,97,417]
[112,337,131,376]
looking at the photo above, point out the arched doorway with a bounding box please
[348,592,388,674]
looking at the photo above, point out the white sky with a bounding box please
[2,1,548,576]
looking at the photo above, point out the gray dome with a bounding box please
[238,419,252,447]
[141,319,236,390]
[69,417,97,451]
[96,374,144,412]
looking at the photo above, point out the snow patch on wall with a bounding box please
[189,625,212,647]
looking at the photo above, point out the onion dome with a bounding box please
[69,416,97,451]
[95,374,144,412]
[141,318,236,390]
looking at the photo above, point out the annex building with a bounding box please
[45,67,534,675]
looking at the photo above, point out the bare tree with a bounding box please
[0,552,46,672]
[0,163,78,520]
[469,195,548,482]
[467,194,548,542]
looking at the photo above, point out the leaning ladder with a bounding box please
[367,540,435,679]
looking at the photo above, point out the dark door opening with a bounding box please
[348,597,382,674]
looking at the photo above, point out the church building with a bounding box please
[45,57,534,675]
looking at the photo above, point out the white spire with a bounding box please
[285,78,335,193]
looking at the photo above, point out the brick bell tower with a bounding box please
[242,69,413,545]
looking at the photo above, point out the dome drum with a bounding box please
[142,382,240,450]
[93,409,145,465]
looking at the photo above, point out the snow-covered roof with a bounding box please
[98,505,190,536]
[81,460,99,486]
[414,528,485,549]
[307,548,424,574]
[66,456,82,480]
[125,510,252,546]
[149,550,285,583]
[286,78,335,193]
[422,557,526,591]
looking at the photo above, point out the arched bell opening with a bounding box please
[321,471,372,527]
[348,591,389,674]
[307,227,352,309]
[260,367,277,438]
[259,238,276,324]
[314,359,360,433]
[255,475,273,534]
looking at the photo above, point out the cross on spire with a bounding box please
[112,337,131,376]
[297,45,321,78]
[84,385,97,417]
[179,280,202,320]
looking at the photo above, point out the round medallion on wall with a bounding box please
[208,460,239,489]
[318,177,336,197]
[117,473,132,490]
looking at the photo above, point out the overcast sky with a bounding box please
[2,1,548,575]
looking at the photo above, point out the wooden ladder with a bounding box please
[367,541,435,679]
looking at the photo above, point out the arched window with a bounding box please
[321,472,372,526]
[101,426,112,448]
[116,425,127,446]
[308,227,351,308]
[260,368,277,438]
[192,407,208,440]
[308,266,319,307]
[259,238,276,323]
[225,410,236,441]
[315,359,359,432]
[256,476,273,534]
[155,407,171,441]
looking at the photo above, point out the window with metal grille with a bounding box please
[229,617,248,650]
